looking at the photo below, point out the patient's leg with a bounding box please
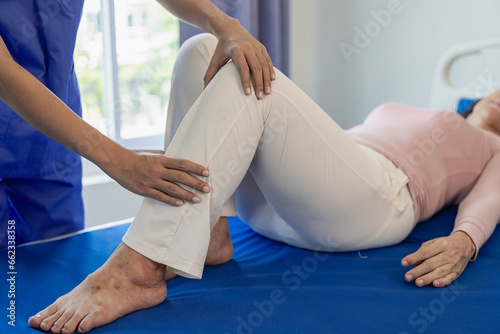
[205,217,234,265]
[28,40,394,332]
[28,222,233,334]
[28,35,240,333]
[164,216,233,280]
[167,34,235,267]
[164,33,217,145]
[28,243,166,334]
[163,33,234,281]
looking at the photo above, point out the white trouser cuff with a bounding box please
[122,232,204,279]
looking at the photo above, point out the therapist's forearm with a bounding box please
[0,55,126,170]
[155,0,236,37]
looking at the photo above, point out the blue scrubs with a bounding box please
[0,0,86,248]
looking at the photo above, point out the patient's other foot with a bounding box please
[164,217,234,280]
[206,217,234,266]
[28,243,166,333]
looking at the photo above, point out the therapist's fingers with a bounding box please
[204,42,231,89]
[243,50,270,100]
[108,151,211,206]
[133,149,165,155]
[148,181,204,207]
[258,46,275,94]
[159,166,211,195]
[225,45,252,94]
[162,156,210,177]
[204,21,275,99]
[233,43,274,99]
[135,149,212,179]
[153,156,211,204]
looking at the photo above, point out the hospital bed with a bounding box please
[2,41,500,334]
[429,38,500,111]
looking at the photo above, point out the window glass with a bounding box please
[75,0,106,135]
[114,0,179,139]
[75,0,179,141]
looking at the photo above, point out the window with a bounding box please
[75,0,179,177]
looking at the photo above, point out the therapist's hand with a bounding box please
[204,18,275,100]
[105,149,210,206]
[401,231,476,288]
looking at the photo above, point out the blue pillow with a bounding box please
[456,98,479,114]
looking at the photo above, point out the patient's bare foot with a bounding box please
[29,243,166,333]
[164,217,234,280]
[205,217,234,265]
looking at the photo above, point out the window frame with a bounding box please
[81,0,172,179]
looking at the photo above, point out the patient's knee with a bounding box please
[205,61,245,93]
[178,33,217,61]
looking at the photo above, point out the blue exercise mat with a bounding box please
[2,206,499,333]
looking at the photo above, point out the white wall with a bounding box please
[290,0,500,128]
[82,171,142,228]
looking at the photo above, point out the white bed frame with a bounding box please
[429,39,500,110]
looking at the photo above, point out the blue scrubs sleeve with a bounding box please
[0,0,85,178]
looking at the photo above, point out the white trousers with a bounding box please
[122,34,415,279]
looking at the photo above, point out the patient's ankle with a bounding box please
[206,217,233,266]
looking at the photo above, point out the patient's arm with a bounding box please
[156,0,275,99]
[401,151,500,287]
[0,35,210,206]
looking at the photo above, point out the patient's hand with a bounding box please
[401,231,476,288]
[104,148,210,207]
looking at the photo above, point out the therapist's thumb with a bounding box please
[203,52,230,89]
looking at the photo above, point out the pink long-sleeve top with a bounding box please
[347,103,500,258]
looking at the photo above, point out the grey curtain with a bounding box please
[179,0,290,75]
